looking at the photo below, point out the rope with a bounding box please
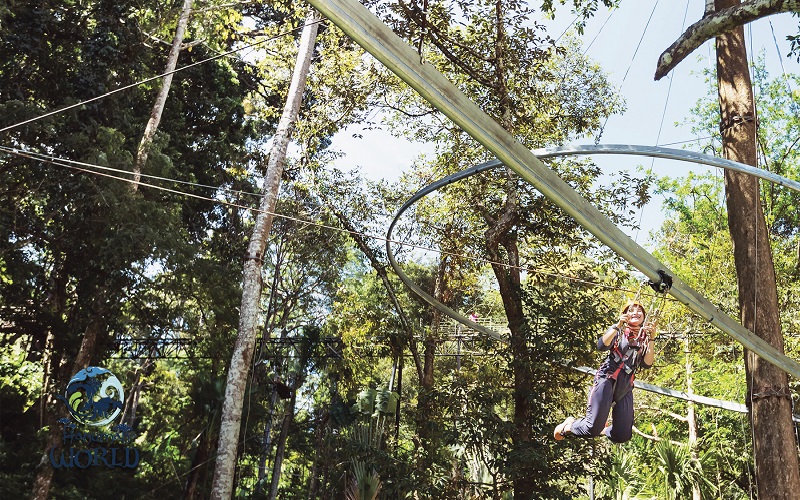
[2,145,652,298]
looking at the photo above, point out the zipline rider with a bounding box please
[554,300,656,443]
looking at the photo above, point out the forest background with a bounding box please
[1,0,800,499]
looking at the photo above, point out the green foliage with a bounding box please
[652,440,715,500]
[0,0,270,497]
[593,445,652,499]
[539,1,619,34]
[7,1,798,498]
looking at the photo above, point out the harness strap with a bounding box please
[609,330,642,383]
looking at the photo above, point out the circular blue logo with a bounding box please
[57,367,125,426]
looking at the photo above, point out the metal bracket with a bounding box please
[719,114,756,133]
[752,385,793,401]
[648,269,673,294]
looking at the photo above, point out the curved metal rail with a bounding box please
[386,145,800,373]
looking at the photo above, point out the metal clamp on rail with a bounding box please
[648,270,673,294]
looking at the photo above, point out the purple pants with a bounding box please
[569,374,633,443]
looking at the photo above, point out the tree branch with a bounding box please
[632,424,685,446]
[326,204,425,382]
[654,0,800,80]
[395,0,497,88]
[639,404,688,422]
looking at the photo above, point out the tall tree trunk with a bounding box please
[269,331,314,500]
[484,218,534,499]
[210,9,321,499]
[414,254,447,481]
[184,428,213,499]
[257,389,279,492]
[122,358,154,428]
[715,1,800,497]
[685,335,700,500]
[30,350,65,500]
[267,388,297,500]
[30,269,68,500]
[31,314,106,500]
[71,315,105,370]
[133,0,194,190]
[487,1,534,495]
[306,410,328,499]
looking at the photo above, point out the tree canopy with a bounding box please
[1,1,799,499]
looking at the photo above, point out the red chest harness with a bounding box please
[609,327,647,382]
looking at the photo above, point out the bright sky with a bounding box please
[330,2,800,243]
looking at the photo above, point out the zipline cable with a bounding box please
[597,1,659,138]
[653,0,690,148]
[581,7,615,54]
[2,145,645,297]
[0,146,257,198]
[635,0,690,243]
[554,14,580,45]
[0,19,325,134]
[619,1,659,87]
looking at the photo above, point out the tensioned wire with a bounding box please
[2,145,654,298]
[596,0,660,137]
[653,0,691,148]
[0,18,327,134]
[750,21,760,482]
[2,2,714,277]
[633,0,690,244]
[769,19,797,103]
[582,7,615,55]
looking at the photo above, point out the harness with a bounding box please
[604,331,643,403]
[609,269,673,384]
[609,329,646,380]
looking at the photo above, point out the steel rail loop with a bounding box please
[386,144,800,406]
[385,144,800,366]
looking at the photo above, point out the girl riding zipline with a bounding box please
[554,300,657,443]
